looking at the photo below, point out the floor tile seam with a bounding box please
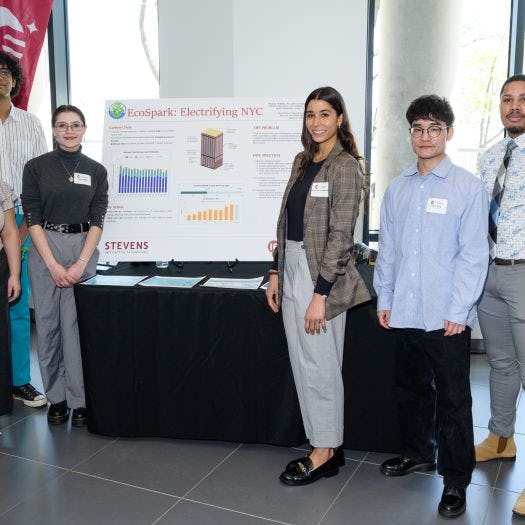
[316,460,364,525]
[0,412,33,431]
[491,485,522,496]
[177,442,244,500]
[492,456,503,488]
[481,481,498,525]
[0,464,70,519]
[69,469,181,499]
[0,450,70,471]
[150,498,183,525]
[69,435,120,470]
[175,497,294,525]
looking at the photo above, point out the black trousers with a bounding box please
[0,249,13,415]
[396,328,474,488]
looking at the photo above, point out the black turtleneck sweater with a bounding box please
[21,146,108,229]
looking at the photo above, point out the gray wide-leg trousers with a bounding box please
[281,240,346,448]
[28,230,97,409]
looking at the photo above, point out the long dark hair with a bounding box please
[299,87,367,184]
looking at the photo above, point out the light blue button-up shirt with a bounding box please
[374,156,489,331]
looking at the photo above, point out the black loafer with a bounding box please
[380,456,436,476]
[279,454,339,485]
[438,486,466,518]
[286,446,345,471]
[47,401,69,425]
[71,408,87,427]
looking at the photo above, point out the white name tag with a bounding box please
[426,197,447,214]
[311,181,329,197]
[74,173,91,186]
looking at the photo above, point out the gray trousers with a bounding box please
[281,240,346,448]
[477,263,525,437]
[28,230,97,408]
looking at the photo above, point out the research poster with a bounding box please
[100,98,304,261]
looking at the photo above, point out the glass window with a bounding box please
[28,33,53,151]
[369,0,511,232]
[67,0,159,161]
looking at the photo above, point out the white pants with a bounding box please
[281,240,346,448]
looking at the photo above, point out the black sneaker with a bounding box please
[12,383,47,408]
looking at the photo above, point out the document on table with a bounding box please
[81,275,148,286]
[138,276,206,288]
[96,264,112,271]
[201,276,264,290]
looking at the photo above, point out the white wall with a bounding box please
[158,0,370,238]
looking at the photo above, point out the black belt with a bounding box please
[42,220,90,234]
[494,258,525,266]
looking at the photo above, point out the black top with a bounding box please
[286,160,324,242]
[272,160,333,297]
[21,146,108,229]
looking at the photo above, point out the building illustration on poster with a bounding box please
[200,128,223,169]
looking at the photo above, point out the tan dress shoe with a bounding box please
[475,432,516,462]
[513,489,525,516]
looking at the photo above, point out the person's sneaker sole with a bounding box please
[13,395,47,408]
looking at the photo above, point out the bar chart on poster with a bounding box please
[101,98,303,261]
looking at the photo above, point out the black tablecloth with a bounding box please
[75,261,401,452]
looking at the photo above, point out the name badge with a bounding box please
[74,173,91,186]
[426,197,447,214]
[311,182,329,197]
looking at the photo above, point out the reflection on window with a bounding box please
[369,0,511,231]
[67,0,159,161]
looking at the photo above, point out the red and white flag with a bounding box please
[0,0,54,109]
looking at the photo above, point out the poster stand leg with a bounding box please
[226,259,239,273]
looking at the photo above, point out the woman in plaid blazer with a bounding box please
[266,87,370,486]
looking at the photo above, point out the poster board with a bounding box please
[100,98,303,261]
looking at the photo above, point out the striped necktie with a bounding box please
[488,140,517,262]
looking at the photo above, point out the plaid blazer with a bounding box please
[275,142,371,320]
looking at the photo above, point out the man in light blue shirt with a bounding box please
[373,95,489,519]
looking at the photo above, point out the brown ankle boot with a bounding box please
[513,489,525,516]
[475,432,516,462]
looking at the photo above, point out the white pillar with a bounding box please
[372,0,462,228]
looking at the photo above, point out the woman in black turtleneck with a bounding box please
[21,105,108,428]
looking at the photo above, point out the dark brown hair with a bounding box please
[52,104,86,126]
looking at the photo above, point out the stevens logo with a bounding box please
[108,101,126,120]
[104,241,149,251]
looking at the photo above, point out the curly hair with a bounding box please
[0,52,23,97]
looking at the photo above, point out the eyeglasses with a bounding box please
[0,68,12,78]
[53,122,85,132]
[409,125,450,138]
